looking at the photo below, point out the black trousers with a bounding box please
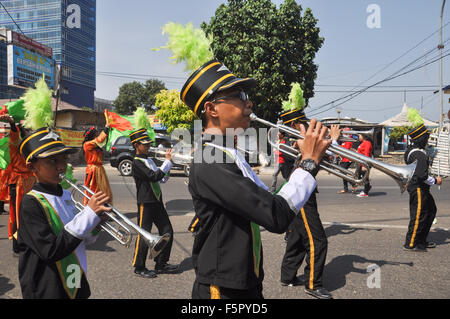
[192,280,264,299]
[281,194,328,290]
[405,187,437,248]
[132,202,174,269]
[9,184,19,253]
[339,162,355,191]
[356,165,371,194]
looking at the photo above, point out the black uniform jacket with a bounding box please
[17,183,91,299]
[132,154,168,204]
[405,146,434,193]
[188,134,297,290]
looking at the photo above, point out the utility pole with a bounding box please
[439,0,446,131]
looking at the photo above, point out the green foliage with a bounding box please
[154,90,195,133]
[201,0,324,123]
[389,126,412,139]
[114,79,166,115]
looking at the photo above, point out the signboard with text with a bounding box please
[7,45,55,89]
[55,128,84,148]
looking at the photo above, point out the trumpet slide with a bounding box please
[60,174,170,259]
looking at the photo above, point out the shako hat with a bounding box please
[129,128,152,145]
[408,124,429,140]
[19,128,77,164]
[180,59,257,116]
[406,108,429,140]
[280,109,308,125]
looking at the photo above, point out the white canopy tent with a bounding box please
[379,103,438,155]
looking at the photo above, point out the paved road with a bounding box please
[0,164,449,299]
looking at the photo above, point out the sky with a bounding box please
[95,0,450,123]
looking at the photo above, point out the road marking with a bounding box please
[323,221,449,231]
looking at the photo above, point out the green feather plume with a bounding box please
[133,107,151,130]
[21,76,54,130]
[406,107,424,127]
[282,83,306,112]
[152,22,214,72]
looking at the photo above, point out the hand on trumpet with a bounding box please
[296,119,332,165]
[329,124,341,143]
[436,176,443,185]
[165,148,173,161]
[87,191,112,218]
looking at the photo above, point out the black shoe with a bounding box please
[305,287,333,299]
[403,245,427,252]
[155,263,180,274]
[426,242,437,248]
[281,276,304,287]
[134,268,157,278]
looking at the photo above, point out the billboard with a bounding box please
[7,45,55,88]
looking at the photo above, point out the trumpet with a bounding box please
[251,113,417,193]
[339,128,374,142]
[149,146,193,165]
[60,174,170,259]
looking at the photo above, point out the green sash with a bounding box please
[28,191,83,299]
[135,157,165,200]
[209,146,262,278]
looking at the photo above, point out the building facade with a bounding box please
[0,0,96,108]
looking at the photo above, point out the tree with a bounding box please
[154,89,195,133]
[114,79,167,114]
[201,0,324,123]
[143,79,166,111]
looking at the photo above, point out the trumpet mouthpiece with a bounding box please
[249,113,257,121]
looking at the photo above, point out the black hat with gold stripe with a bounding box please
[408,124,430,140]
[19,128,77,164]
[280,109,308,125]
[129,128,152,145]
[180,59,257,116]
[406,108,430,140]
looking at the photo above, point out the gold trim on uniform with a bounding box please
[19,129,49,155]
[26,141,65,164]
[182,61,221,102]
[300,208,315,289]
[409,188,422,247]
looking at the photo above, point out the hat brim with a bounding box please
[35,146,78,159]
[216,77,257,93]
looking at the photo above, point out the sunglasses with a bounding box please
[209,90,249,104]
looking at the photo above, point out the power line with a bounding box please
[307,22,450,115]
[308,42,450,116]
[0,1,26,36]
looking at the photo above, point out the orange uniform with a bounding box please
[83,130,113,205]
[7,128,36,240]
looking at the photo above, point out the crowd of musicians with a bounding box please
[0,59,443,299]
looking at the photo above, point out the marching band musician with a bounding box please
[279,95,338,299]
[129,110,179,278]
[403,109,441,252]
[82,124,113,205]
[180,60,331,299]
[16,78,111,299]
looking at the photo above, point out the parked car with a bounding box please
[109,134,190,176]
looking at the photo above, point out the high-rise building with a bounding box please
[0,0,96,108]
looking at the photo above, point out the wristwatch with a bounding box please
[299,159,319,177]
